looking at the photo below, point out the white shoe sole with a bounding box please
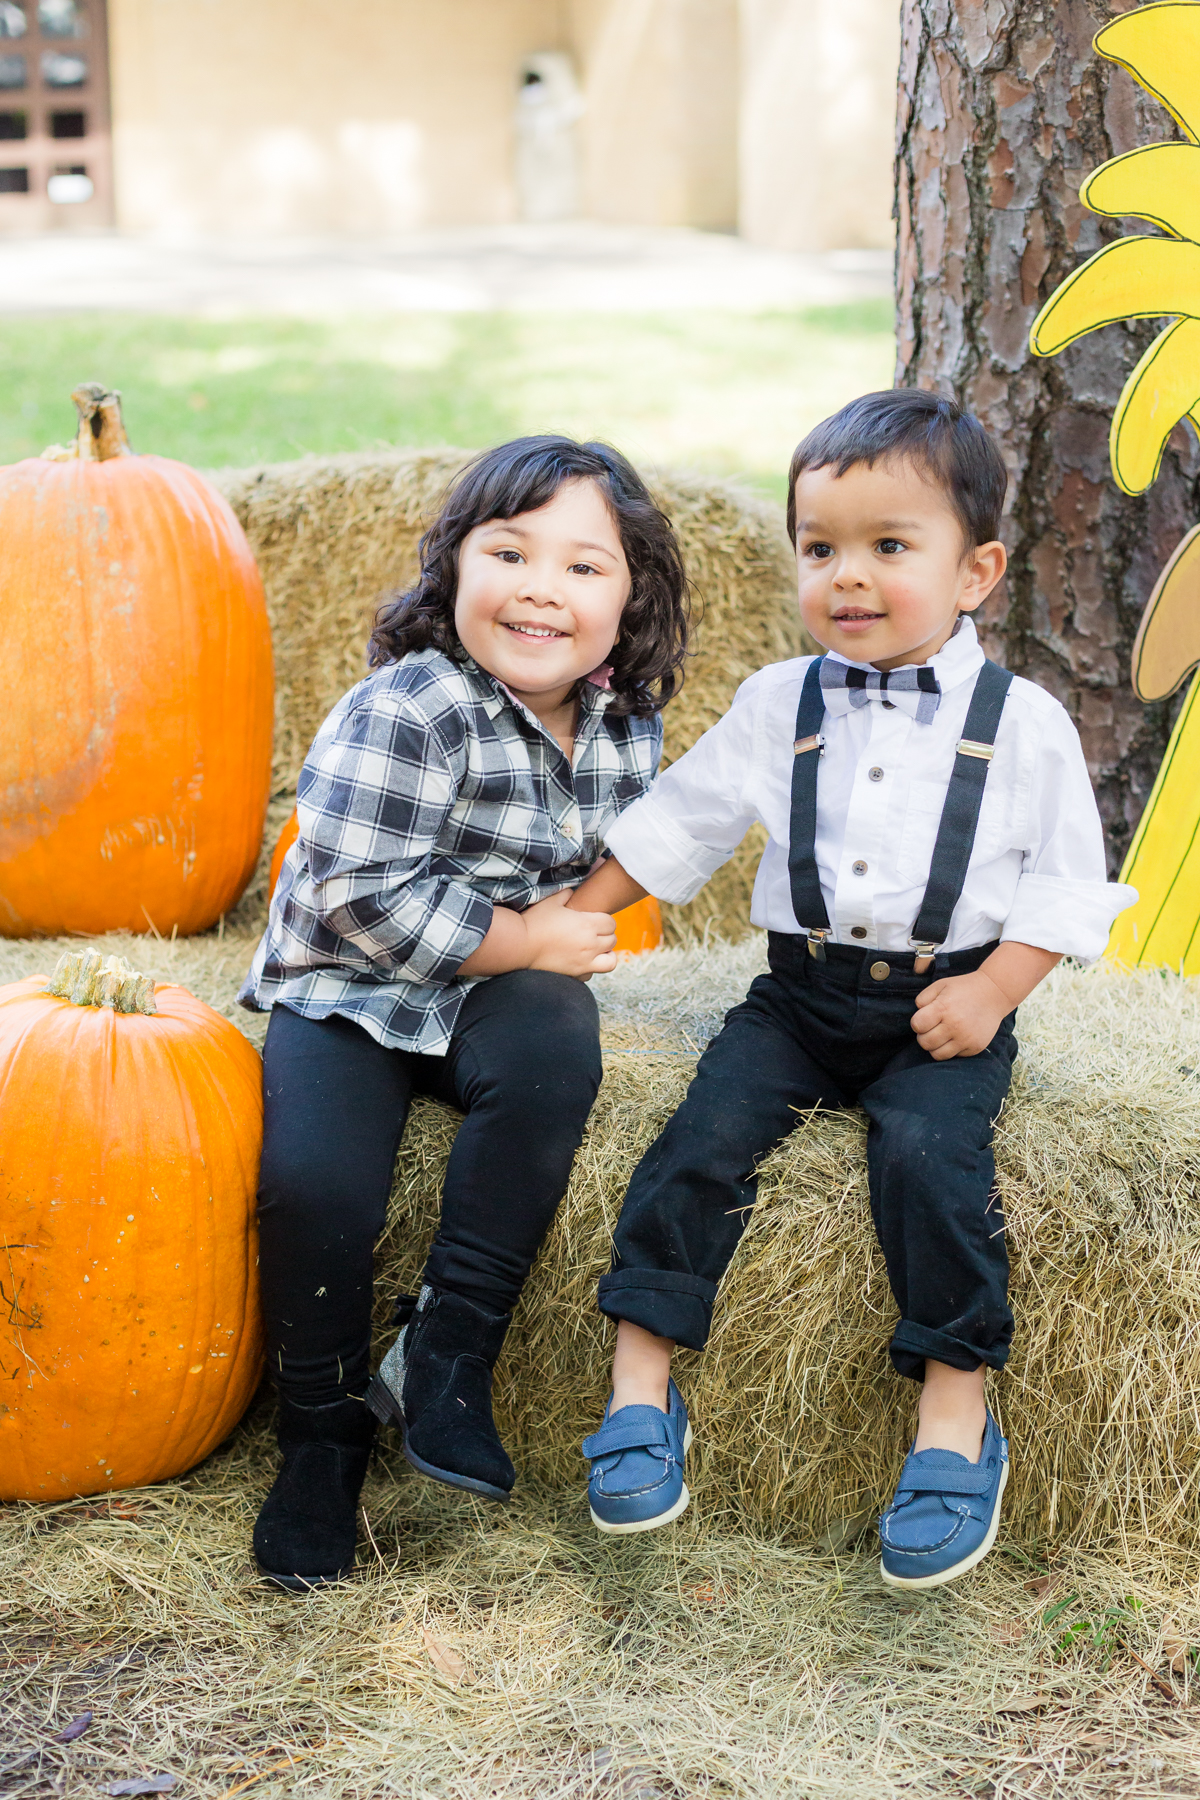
[590,1422,693,1535]
[879,1454,1008,1590]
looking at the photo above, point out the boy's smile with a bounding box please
[792,457,1007,669]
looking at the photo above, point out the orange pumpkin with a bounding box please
[267,807,301,901]
[266,806,665,951]
[0,949,264,1501]
[0,384,274,937]
[613,895,664,954]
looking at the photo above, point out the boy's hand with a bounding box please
[911,940,1062,1059]
[522,890,618,977]
[911,970,1013,1060]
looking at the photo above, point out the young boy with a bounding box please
[567,389,1136,1589]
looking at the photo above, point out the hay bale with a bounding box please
[211,451,804,944]
[370,955,1200,1551]
[7,915,1191,1552]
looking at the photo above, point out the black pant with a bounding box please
[598,934,1018,1380]
[258,971,603,1406]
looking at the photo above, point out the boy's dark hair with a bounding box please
[369,435,690,717]
[787,389,1007,553]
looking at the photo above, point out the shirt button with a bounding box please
[868,766,884,782]
[852,860,868,876]
[870,960,891,981]
[850,926,867,940]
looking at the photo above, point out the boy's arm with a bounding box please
[565,856,648,917]
[911,941,1060,1061]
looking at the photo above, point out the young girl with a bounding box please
[239,436,689,1590]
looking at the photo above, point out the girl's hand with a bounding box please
[523,890,619,977]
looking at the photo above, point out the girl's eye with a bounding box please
[569,562,599,576]
[494,549,524,564]
[877,538,906,555]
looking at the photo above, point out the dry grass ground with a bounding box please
[5,892,1200,1794]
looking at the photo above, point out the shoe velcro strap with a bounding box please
[581,1416,673,1460]
[896,1461,995,1499]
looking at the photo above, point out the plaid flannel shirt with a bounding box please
[240,647,662,1054]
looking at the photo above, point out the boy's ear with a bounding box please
[959,540,1007,613]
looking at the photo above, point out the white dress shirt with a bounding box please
[605,618,1136,962]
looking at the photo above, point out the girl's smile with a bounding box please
[454,477,631,735]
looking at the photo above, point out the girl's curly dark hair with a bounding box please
[368,436,690,717]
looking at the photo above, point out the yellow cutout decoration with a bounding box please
[1030,1,1200,974]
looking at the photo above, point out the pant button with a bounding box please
[870,960,891,981]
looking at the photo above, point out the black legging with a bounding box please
[257,971,603,1407]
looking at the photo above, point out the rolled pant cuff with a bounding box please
[597,1270,715,1351]
[890,1320,1010,1384]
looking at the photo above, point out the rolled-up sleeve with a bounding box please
[298,696,493,983]
[605,690,760,903]
[1001,702,1137,962]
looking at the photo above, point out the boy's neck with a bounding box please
[857,613,964,672]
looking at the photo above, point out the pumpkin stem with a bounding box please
[46,950,157,1015]
[41,384,135,463]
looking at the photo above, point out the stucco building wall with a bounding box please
[105,0,896,248]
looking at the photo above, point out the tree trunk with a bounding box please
[895,0,1200,873]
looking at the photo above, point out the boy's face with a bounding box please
[791,456,1006,669]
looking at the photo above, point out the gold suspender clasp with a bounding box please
[910,939,938,975]
[794,734,824,756]
[806,929,830,962]
[956,738,994,760]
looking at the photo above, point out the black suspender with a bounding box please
[787,656,1014,968]
[787,656,831,951]
[909,661,1014,959]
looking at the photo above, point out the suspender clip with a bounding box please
[806,929,830,962]
[793,733,824,756]
[956,738,995,761]
[910,939,939,975]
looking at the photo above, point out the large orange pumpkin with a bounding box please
[266,806,664,950]
[0,949,264,1501]
[0,384,274,937]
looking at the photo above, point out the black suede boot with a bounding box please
[366,1285,515,1502]
[253,1395,376,1591]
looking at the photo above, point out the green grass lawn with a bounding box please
[0,302,894,500]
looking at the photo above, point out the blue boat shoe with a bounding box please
[879,1410,1009,1590]
[583,1378,693,1535]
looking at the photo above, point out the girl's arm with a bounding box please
[565,856,647,917]
[457,891,618,979]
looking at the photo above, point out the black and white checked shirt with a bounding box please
[240,648,662,1053]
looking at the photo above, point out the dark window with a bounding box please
[49,106,82,135]
[0,163,29,190]
[0,52,25,85]
[0,106,25,136]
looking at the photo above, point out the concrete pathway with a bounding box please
[0,222,891,315]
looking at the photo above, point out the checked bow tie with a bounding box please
[819,657,942,725]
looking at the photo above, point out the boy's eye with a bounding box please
[877,538,906,555]
[806,542,834,561]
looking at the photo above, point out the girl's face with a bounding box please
[454,478,631,711]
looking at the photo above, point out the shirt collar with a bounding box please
[819,615,984,719]
[460,653,616,735]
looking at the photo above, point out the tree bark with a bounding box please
[895,0,1200,873]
